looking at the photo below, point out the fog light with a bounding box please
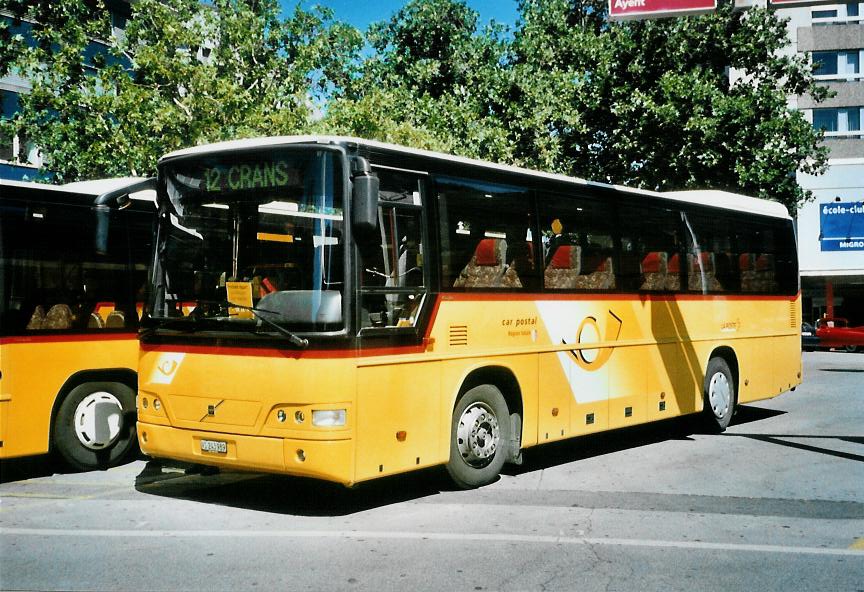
[153,398,161,411]
[312,409,346,427]
[294,410,305,424]
[277,409,287,423]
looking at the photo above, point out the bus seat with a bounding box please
[576,253,614,290]
[43,304,74,330]
[640,251,667,291]
[106,311,126,328]
[688,252,723,292]
[26,305,46,330]
[665,253,681,291]
[453,238,522,289]
[88,312,105,329]
[740,253,776,292]
[544,245,581,289]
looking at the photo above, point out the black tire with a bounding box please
[446,384,510,489]
[845,345,859,354]
[702,357,736,433]
[53,381,138,471]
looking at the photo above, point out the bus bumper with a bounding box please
[137,422,355,485]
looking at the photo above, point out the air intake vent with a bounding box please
[449,325,468,346]
[789,301,797,329]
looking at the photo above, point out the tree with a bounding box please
[320,0,517,163]
[1,0,361,181]
[510,0,828,210]
[325,0,827,211]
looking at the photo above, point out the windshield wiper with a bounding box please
[227,300,309,349]
[191,299,309,349]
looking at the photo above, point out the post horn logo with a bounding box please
[157,359,178,376]
[563,310,623,371]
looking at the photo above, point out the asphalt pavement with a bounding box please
[1,351,863,591]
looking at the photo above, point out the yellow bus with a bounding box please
[136,136,801,488]
[0,178,154,471]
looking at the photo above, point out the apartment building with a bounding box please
[771,1,864,325]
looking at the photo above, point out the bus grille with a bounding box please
[449,325,468,346]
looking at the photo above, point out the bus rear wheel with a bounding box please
[53,382,138,471]
[702,358,736,433]
[446,384,510,489]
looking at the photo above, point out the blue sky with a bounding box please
[286,1,520,33]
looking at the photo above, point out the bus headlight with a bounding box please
[312,409,346,427]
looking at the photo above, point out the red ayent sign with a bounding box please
[608,0,717,20]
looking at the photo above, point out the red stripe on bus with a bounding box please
[139,343,427,359]
[438,291,800,303]
[0,333,137,345]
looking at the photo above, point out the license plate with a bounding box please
[200,439,227,454]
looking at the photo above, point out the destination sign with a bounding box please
[203,161,302,193]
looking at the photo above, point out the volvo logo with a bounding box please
[200,400,224,422]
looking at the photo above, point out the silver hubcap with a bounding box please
[456,402,500,468]
[708,372,731,419]
[73,392,123,450]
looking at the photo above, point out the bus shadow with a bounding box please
[133,460,449,517]
[132,405,786,516]
[0,455,58,484]
[503,405,786,478]
[1,451,149,484]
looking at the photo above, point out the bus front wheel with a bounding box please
[446,384,510,489]
[702,358,736,433]
[53,382,138,471]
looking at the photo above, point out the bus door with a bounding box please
[354,167,439,481]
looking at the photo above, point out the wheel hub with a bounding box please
[456,402,500,468]
[708,372,731,419]
[73,392,123,450]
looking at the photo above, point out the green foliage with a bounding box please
[324,0,827,211]
[2,0,361,182]
[3,0,828,210]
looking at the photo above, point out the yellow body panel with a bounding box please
[137,295,802,485]
[0,336,138,459]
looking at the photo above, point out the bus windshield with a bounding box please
[148,148,345,334]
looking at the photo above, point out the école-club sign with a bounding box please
[820,201,864,252]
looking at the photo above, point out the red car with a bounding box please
[815,317,864,353]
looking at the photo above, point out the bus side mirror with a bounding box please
[92,177,156,254]
[352,172,379,234]
[94,205,111,255]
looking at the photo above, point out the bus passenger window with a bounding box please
[539,191,615,291]
[437,176,537,291]
[618,205,683,293]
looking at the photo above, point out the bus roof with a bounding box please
[160,135,791,220]
[1,177,155,202]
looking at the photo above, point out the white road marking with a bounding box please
[2,527,863,557]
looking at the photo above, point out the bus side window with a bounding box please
[358,168,426,330]
[537,190,615,292]
[618,204,683,293]
[437,175,537,291]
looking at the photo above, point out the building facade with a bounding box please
[775,1,864,326]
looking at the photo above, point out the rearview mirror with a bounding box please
[352,172,379,234]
